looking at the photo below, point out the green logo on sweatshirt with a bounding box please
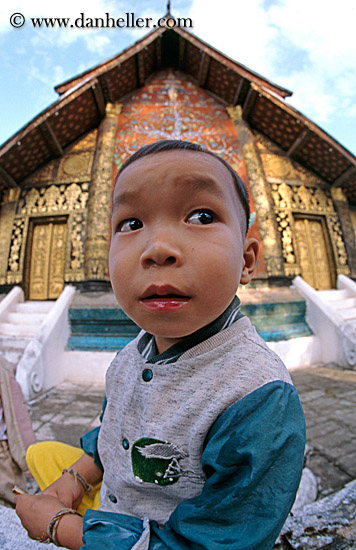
[131,437,188,486]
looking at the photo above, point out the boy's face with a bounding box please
[110,150,258,353]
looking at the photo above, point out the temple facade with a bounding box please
[1,25,356,300]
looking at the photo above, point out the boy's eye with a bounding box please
[187,210,215,225]
[117,218,143,232]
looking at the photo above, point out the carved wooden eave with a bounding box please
[1,25,356,203]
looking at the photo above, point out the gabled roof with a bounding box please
[1,25,356,202]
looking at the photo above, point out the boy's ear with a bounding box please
[240,238,260,285]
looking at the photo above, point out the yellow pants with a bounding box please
[26,442,101,516]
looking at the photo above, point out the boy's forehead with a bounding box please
[114,149,235,193]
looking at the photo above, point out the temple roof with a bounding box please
[1,25,356,202]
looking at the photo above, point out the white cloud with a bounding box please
[27,61,66,89]
[268,0,356,74]
[189,0,356,136]
[188,0,278,76]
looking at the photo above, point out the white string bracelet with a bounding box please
[47,508,82,546]
[62,468,93,495]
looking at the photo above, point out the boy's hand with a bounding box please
[15,493,64,541]
[43,473,85,510]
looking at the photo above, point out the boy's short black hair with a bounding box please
[116,140,250,234]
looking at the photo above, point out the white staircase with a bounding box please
[0,299,53,366]
[293,275,356,368]
[317,288,356,323]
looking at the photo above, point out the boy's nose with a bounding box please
[140,239,183,268]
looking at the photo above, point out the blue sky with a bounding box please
[1,0,356,155]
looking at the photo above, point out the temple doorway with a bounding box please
[294,216,335,290]
[26,217,67,300]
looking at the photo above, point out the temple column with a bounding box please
[227,106,285,280]
[331,188,356,279]
[0,189,20,290]
[84,103,122,289]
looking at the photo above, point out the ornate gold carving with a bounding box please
[29,224,52,300]
[253,131,281,152]
[261,153,295,180]
[292,163,324,185]
[294,218,333,290]
[226,105,243,121]
[84,111,119,280]
[28,222,67,300]
[272,181,350,283]
[67,129,98,152]
[61,154,90,176]
[48,223,67,298]
[6,183,89,290]
[8,218,25,272]
[7,217,25,285]
[23,162,55,186]
[21,183,88,215]
[57,152,93,183]
[328,215,349,271]
[272,183,334,213]
[242,142,284,277]
[251,129,351,283]
[68,213,86,277]
[276,211,296,265]
[0,202,17,284]
[350,208,356,239]
[106,103,123,117]
[24,188,41,213]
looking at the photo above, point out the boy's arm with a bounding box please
[42,398,107,509]
[43,452,103,509]
[82,380,306,550]
[16,493,84,550]
[16,400,107,548]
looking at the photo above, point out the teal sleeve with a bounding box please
[80,398,106,471]
[82,381,306,550]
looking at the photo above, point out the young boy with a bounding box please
[16,140,305,549]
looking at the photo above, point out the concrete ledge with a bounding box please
[63,350,115,384]
[268,335,321,370]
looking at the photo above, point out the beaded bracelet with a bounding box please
[62,468,93,495]
[47,508,82,546]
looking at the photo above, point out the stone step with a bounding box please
[338,308,356,320]
[333,297,356,310]
[15,301,53,314]
[67,301,313,351]
[0,334,31,350]
[317,288,351,301]
[6,311,47,325]
[68,308,140,347]
[67,335,134,352]
[0,322,37,337]
[241,301,313,340]
[258,322,313,342]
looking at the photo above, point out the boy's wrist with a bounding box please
[69,453,103,485]
[55,512,83,550]
[62,468,93,495]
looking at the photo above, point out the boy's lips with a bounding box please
[140,285,190,311]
